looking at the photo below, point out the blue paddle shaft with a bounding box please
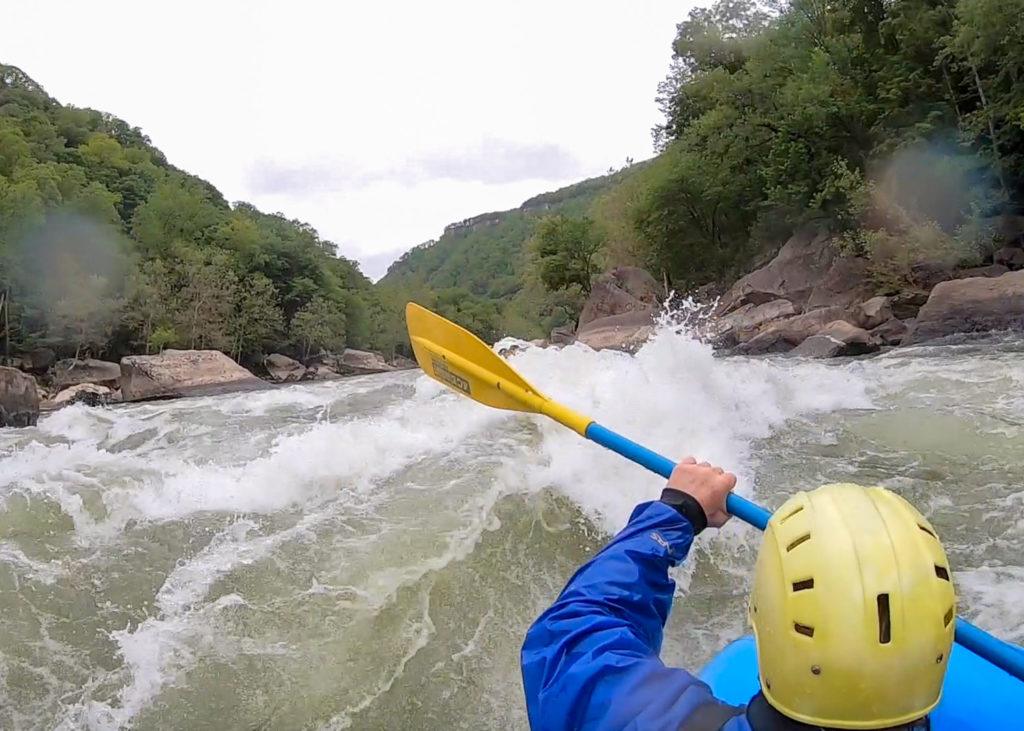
[582,421,1024,684]
[584,422,770,529]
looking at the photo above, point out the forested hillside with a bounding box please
[5,0,1022,360]
[609,0,1024,290]
[378,170,634,341]
[399,0,1024,336]
[0,64,401,365]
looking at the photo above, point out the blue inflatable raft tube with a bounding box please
[699,635,1024,728]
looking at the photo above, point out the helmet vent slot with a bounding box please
[793,622,815,637]
[944,607,954,628]
[786,533,811,552]
[781,505,804,523]
[934,565,950,581]
[919,524,937,539]
[877,593,891,644]
[792,578,814,592]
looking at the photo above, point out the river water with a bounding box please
[2,329,1023,729]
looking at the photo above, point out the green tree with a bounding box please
[290,295,347,359]
[228,274,284,362]
[531,216,603,296]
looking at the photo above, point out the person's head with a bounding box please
[749,484,955,729]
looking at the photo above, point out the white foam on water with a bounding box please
[505,328,873,532]
[5,325,1023,729]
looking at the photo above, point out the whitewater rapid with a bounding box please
[1,329,1022,729]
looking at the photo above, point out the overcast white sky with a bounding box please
[7,1,694,279]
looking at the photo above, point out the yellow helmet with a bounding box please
[749,484,956,729]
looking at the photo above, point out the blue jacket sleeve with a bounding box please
[521,501,745,731]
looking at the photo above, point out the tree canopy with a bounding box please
[0,63,399,364]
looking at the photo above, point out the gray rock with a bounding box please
[857,296,893,330]
[333,349,397,376]
[869,318,909,347]
[23,347,55,373]
[993,246,1024,270]
[790,335,846,358]
[890,291,929,320]
[578,267,660,329]
[263,353,306,383]
[120,349,265,401]
[736,307,857,354]
[716,226,835,315]
[550,326,576,346]
[904,271,1024,344]
[805,256,873,310]
[54,358,121,389]
[791,320,876,358]
[305,363,341,381]
[715,299,797,343]
[576,309,656,352]
[0,366,40,427]
[51,383,114,408]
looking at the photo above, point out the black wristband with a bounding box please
[660,488,708,534]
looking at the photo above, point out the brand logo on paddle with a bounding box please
[432,358,471,395]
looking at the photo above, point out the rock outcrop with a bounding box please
[576,310,655,352]
[993,246,1024,271]
[578,267,660,330]
[714,299,797,346]
[23,347,55,374]
[0,366,40,427]
[263,354,306,383]
[332,349,397,376]
[53,358,121,389]
[571,267,663,351]
[550,326,575,346]
[856,296,893,330]
[735,307,859,355]
[120,349,265,401]
[51,383,116,408]
[716,228,831,311]
[904,271,1024,344]
[790,320,876,358]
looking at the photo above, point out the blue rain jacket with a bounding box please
[521,500,751,730]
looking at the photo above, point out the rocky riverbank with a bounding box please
[0,347,414,428]
[536,219,1024,358]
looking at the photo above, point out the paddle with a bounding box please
[404,302,1024,682]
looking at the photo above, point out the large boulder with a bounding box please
[263,353,306,383]
[53,358,121,389]
[904,271,1024,344]
[50,383,115,409]
[578,267,660,330]
[805,256,873,310]
[332,349,397,376]
[120,349,265,401]
[714,299,797,345]
[870,318,910,347]
[0,366,40,427]
[550,326,576,346]
[715,227,836,314]
[576,309,656,352]
[993,246,1024,271]
[305,363,341,380]
[735,307,858,355]
[856,296,894,330]
[889,291,929,320]
[790,320,876,358]
[23,347,55,373]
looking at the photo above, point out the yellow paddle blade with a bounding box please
[404,302,592,434]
